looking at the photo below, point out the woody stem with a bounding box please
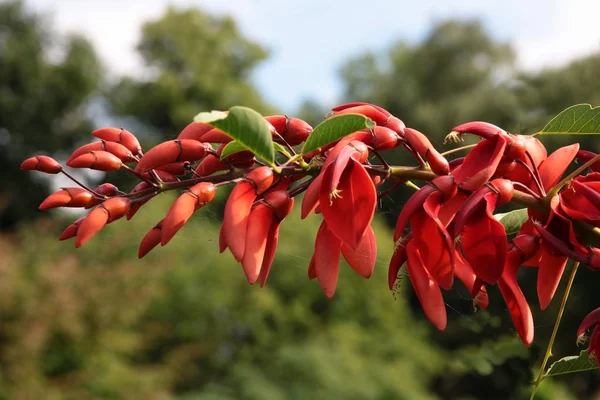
[529,261,580,400]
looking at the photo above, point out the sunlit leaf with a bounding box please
[195,106,275,165]
[302,114,374,154]
[541,104,600,135]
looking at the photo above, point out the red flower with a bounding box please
[577,307,600,367]
[498,236,537,346]
[241,191,294,286]
[312,220,377,298]
[453,179,514,285]
[220,167,274,261]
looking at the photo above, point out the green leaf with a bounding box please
[302,114,375,154]
[494,208,528,235]
[220,141,291,161]
[540,104,600,135]
[220,141,247,159]
[194,106,275,165]
[272,142,291,157]
[544,351,598,378]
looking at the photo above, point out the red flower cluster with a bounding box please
[21,102,600,364]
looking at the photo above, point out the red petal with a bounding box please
[314,221,342,298]
[301,173,323,219]
[537,241,568,310]
[406,241,447,331]
[259,224,280,287]
[453,136,508,191]
[454,253,489,309]
[578,307,600,337]
[221,181,256,261]
[320,159,376,249]
[393,185,436,242]
[241,205,274,285]
[460,192,507,284]
[537,144,579,192]
[498,249,534,345]
[341,225,377,278]
[410,192,454,289]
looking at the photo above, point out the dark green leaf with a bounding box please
[195,106,275,165]
[494,208,528,235]
[541,104,600,135]
[302,114,375,154]
[544,351,598,378]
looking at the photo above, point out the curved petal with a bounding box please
[320,159,376,249]
[453,136,508,191]
[341,225,377,278]
[537,144,579,192]
[314,221,342,298]
[406,241,447,331]
[498,249,534,345]
[459,192,507,284]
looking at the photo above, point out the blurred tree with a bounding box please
[109,7,272,140]
[0,0,102,229]
[340,20,519,137]
[0,196,445,399]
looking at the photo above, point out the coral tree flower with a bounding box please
[453,179,514,285]
[577,307,600,366]
[241,190,294,286]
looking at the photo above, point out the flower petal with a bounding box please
[341,225,377,278]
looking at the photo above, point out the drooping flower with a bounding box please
[453,179,514,285]
[220,166,274,261]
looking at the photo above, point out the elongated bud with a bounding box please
[21,156,62,174]
[157,161,190,176]
[177,121,213,141]
[92,127,142,155]
[39,188,94,210]
[135,140,210,172]
[161,183,216,245]
[68,150,122,171]
[59,217,85,240]
[333,105,389,126]
[126,182,153,220]
[139,220,163,258]
[76,197,130,247]
[373,126,400,150]
[200,128,232,143]
[68,141,134,164]
[245,166,274,195]
[404,128,449,175]
[265,115,313,146]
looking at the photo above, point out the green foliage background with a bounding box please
[2,1,600,398]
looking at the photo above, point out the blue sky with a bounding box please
[28,0,600,112]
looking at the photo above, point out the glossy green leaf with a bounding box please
[544,351,598,378]
[494,208,528,236]
[302,114,375,154]
[195,106,275,165]
[220,141,247,159]
[540,104,600,135]
[220,141,291,161]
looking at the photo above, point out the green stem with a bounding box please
[440,143,477,157]
[529,261,580,400]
